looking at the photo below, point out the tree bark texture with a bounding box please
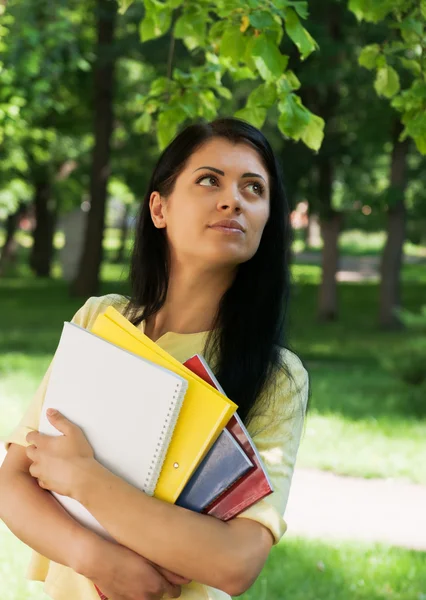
[29,178,56,278]
[0,203,26,275]
[379,122,410,329]
[71,0,117,297]
[317,156,343,321]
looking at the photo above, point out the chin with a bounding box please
[207,251,252,268]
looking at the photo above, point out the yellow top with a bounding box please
[3,294,309,600]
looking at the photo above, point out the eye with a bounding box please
[246,181,265,196]
[196,174,219,187]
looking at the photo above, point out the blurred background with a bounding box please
[1,0,425,598]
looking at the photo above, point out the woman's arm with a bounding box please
[0,444,187,599]
[73,459,274,596]
[0,444,93,573]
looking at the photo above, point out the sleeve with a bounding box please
[235,349,309,545]
[2,295,124,452]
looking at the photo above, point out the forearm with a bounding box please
[76,460,246,590]
[0,469,98,575]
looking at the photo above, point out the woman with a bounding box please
[0,118,309,600]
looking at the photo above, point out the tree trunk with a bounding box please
[71,0,117,297]
[317,156,343,321]
[379,123,410,329]
[0,203,25,275]
[114,203,131,263]
[318,213,343,320]
[29,179,56,278]
[305,212,321,248]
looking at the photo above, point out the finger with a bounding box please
[29,462,39,479]
[46,409,76,435]
[157,567,191,585]
[26,444,37,460]
[26,431,39,446]
[163,581,182,599]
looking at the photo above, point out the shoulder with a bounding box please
[275,347,309,415]
[279,347,309,394]
[250,347,309,435]
[71,294,129,330]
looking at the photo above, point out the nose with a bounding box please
[217,188,242,213]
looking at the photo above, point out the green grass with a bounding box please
[293,229,426,258]
[2,521,425,600]
[240,536,426,600]
[0,523,50,600]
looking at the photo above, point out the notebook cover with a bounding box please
[175,428,253,512]
[91,307,237,504]
[183,355,274,521]
[38,322,187,541]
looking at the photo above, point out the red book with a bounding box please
[183,355,273,521]
[94,585,108,599]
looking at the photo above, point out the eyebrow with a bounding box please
[193,166,266,183]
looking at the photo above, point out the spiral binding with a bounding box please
[143,379,188,496]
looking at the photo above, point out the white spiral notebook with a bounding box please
[38,322,188,541]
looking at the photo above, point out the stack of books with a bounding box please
[38,306,273,598]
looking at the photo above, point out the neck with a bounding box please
[145,261,237,340]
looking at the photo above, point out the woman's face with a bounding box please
[149,137,271,269]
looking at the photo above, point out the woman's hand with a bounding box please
[82,536,190,600]
[25,409,96,498]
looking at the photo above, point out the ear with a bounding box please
[149,191,167,229]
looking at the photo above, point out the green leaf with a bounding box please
[150,76,170,96]
[220,27,247,66]
[174,12,206,50]
[217,86,233,100]
[421,0,426,20]
[252,34,288,81]
[247,82,277,108]
[399,57,422,77]
[198,90,219,120]
[156,107,186,150]
[277,70,300,93]
[277,94,311,138]
[274,1,309,19]
[284,8,317,60]
[133,112,152,134]
[374,65,400,98]
[348,0,390,22]
[179,91,199,118]
[358,44,381,70]
[230,66,258,81]
[139,2,172,42]
[118,0,134,15]
[249,11,277,29]
[234,107,267,128]
[301,114,325,151]
[140,14,157,42]
[288,1,309,19]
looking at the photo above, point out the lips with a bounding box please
[209,219,245,232]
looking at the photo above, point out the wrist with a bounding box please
[71,457,99,504]
[71,527,106,579]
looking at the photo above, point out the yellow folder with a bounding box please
[91,306,237,504]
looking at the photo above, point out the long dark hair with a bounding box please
[125,117,302,427]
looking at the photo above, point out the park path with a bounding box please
[293,251,426,282]
[1,446,425,552]
[285,467,426,551]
